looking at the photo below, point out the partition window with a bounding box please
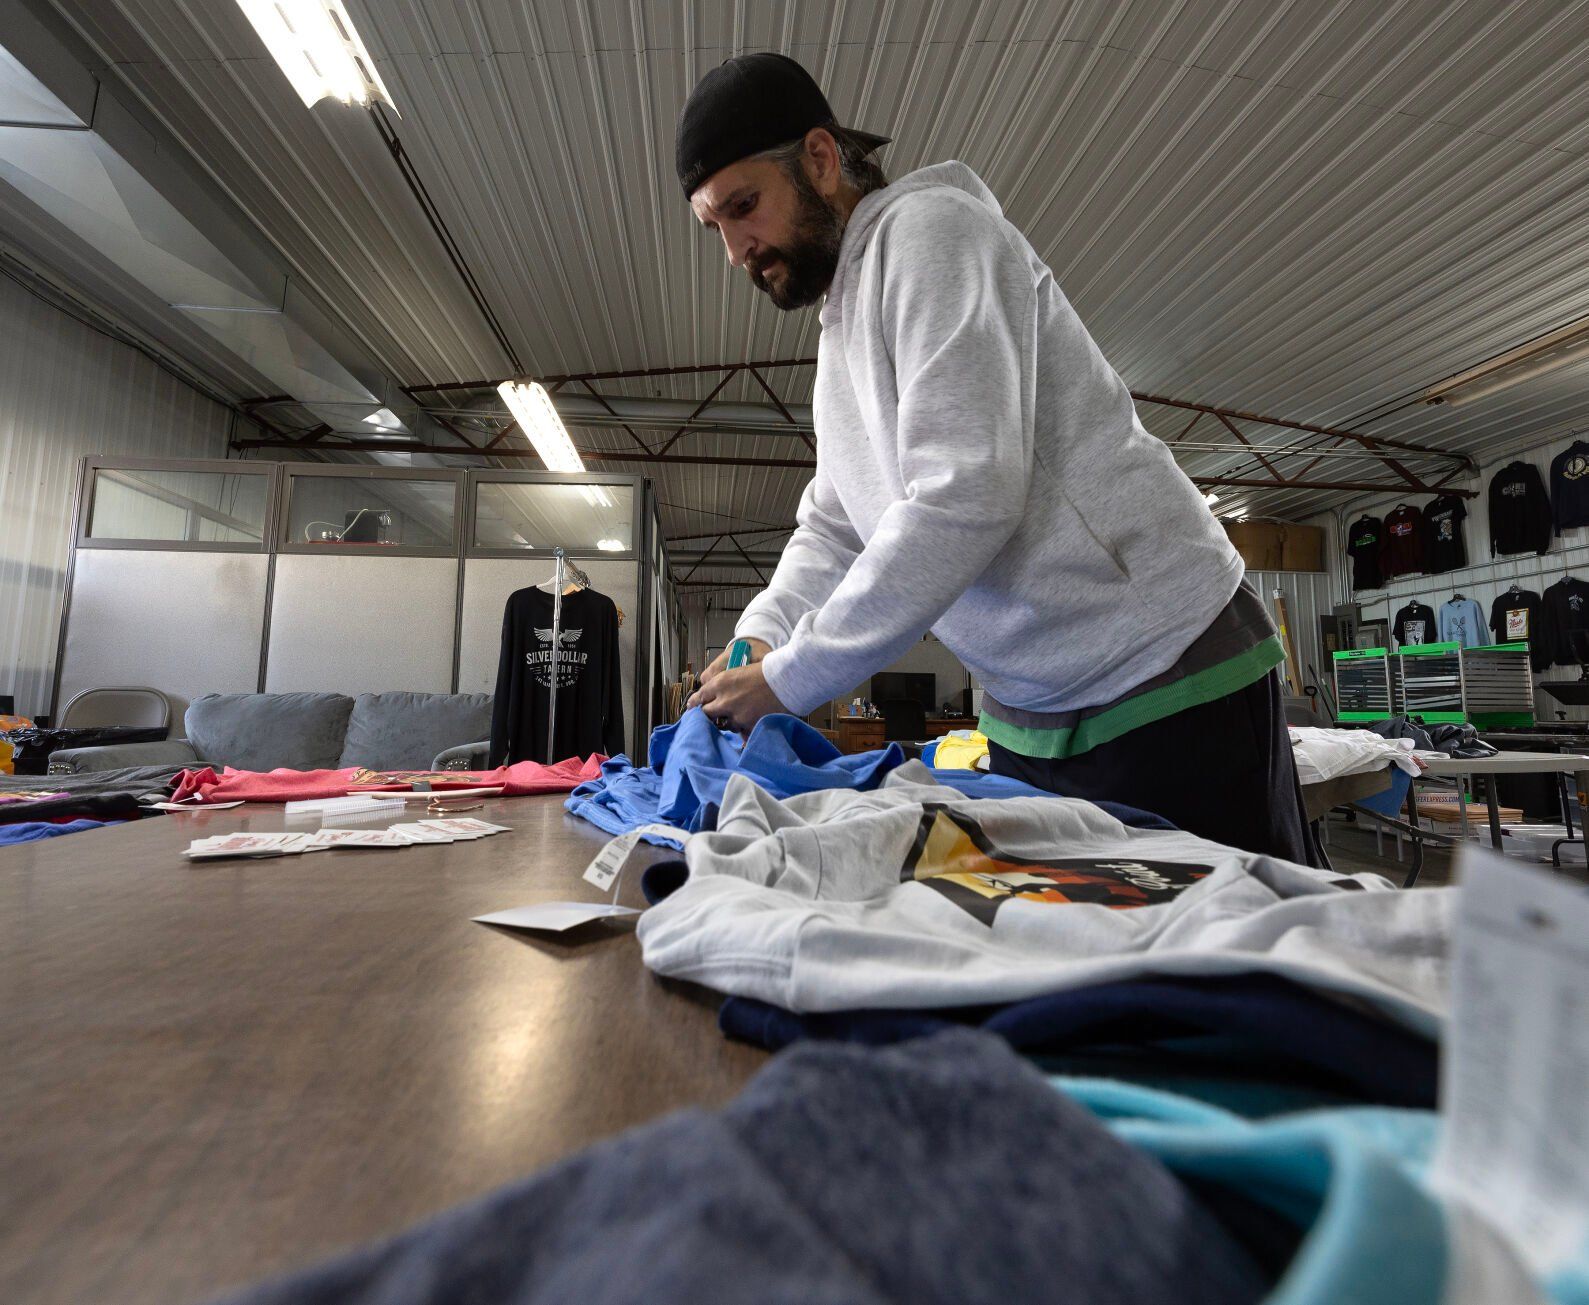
[473,481,635,554]
[85,467,269,544]
[283,474,457,551]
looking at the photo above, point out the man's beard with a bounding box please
[746,169,845,311]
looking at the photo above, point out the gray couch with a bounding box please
[49,691,493,775]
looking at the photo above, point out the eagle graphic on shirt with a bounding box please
[900,805,1213,925]
[527,627,587,688]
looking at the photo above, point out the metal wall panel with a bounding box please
[458,558,640,758]
[0,272,232,716]
[57,549,267,723]
[264,554,457,696]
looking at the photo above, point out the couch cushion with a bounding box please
[185,693,354,772]
[337,692,494,771]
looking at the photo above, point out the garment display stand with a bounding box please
[545,547,592,761]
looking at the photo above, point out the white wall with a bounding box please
[0,271,233,716]
[1318,430,1589,721]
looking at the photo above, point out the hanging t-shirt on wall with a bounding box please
[1488,462,1551,556]
[1538,577,1589,670]
[1379,504,1425,579]
[1421,496,1467,574]
[1346,515,1383,590]
[1392,601,1438,649]
[1489,589,1546,670]
[1550,440,1589,535]
[489,586,625,765]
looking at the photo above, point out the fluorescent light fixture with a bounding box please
[596,538,624,552]
[1203,492,1220,506]
[234,0,396,109]
[1423,315,1589,407]
[580,484,615,509]
[497,380,585,473]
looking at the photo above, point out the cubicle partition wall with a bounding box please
[53,458,660,758]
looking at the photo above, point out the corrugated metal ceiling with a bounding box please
[32,0,1589,566]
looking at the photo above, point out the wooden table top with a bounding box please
[0,797,768,1304]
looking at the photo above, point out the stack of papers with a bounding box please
[185,818,508,861]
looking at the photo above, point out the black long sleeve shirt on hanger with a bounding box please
[1379,504,1425,579]
[489,586,625,765]
[1392,601,1438,649]
[1550,441,1589,535]
[1421,496,1467,574]
[1489,589,1547,670]
[1346,515,1384,590]
[1537,578,1589,670]
[1488,462,1551,556]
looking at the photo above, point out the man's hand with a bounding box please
[695,661,787,737]
[688,637,770,709]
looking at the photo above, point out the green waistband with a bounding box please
[979,636,1286,761]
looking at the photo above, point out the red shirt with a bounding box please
[1380,504,1426,579]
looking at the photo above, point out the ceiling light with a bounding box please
[596,538,624,552]
[580,484,615,509]
[1203,492,1220,506]
[497,380,584,473]
[1422,315,1589,407]
[234,0,396,109]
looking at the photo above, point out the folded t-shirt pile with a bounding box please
[169,754,606,805]
[638,763,1447,1031]
[565,708,1169,848]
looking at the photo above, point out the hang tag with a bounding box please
[581,823,690,894]
[1434,848,1589,1274]
[474,902,641,932]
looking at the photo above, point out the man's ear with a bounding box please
[803,126,843,199]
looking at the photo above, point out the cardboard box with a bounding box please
[1222,519,1326,572]
[1224,520,1286,570]
[1280,523,1325,572]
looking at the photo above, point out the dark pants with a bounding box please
[988,669,1318,864]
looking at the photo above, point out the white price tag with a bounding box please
[474,902,641,932]
[581,823,690,894]
[1435,848,1589,1274]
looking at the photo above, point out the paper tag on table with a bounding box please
[420,817,508,840]
[473,902,642,932]
[149,800,245,812]
[1433,848,1589,1275]
[582,823,691,893]
[185,832,314,859]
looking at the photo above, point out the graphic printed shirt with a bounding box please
[1488,590,1546,670]
[1421,496,1467,574]
[1550,440,1589,535]
[1346,515,1384,591]
[1436,597,1486,649]
[1379,505,1426,579]
[489,587,625,765]
[1487,462,1551,556]
[1538,577,1589,670]
[1392,601,1438,649]
[636,764,1445,1030]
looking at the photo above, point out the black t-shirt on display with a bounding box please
[1488,589,1546,670]
[1488,462,1551,556]
[489,586,625,765]
[1346,515,1383,590]
[1550,441,1589,535]
[1421,496,1467,574]
[1380,504,1425,579]
[1392,601,1438,649]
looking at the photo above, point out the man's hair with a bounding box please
[755,124,888,197]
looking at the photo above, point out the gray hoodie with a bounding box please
[742,162,1245,718]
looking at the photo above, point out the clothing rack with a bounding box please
[544,549,591,760]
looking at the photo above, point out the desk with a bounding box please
[1414,751,1589,871]
[0,797,767,1304]
[831,716,980,754]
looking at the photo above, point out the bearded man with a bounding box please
[682,53,1312,861]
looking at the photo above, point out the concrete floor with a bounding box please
[1317,812,1589,889]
